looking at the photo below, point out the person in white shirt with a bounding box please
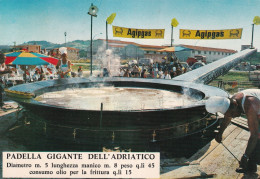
[119,68,125,77]
[56,48,71,78]
[161,70,171,80]
[78,66,83,77]
[158,68,163,79]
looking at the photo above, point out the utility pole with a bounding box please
[171,25,173,47]
[250,24,254,48]
[64,32,67,47]
[88,3,98,76]
[106,21,108,50]
[13,42,16,52]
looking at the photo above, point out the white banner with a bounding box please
[3,152,160,178]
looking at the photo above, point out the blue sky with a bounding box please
[0,0,259,51]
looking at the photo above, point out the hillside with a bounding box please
[21,41,60,49]
[0,45,12,52]
[21,40,91,50]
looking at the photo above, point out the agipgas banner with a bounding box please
[179,28,243,39]
[113,26,165,39]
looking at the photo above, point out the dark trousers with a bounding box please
[245,139,260,172]
[249,139,260,165]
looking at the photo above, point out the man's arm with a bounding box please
[67,61,71,72]
[56,60,61,69]
[215,116,232,143]
[0,64,11,74]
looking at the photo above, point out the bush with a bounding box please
[71,59,90,63]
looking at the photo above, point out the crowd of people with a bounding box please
[0,47,85,87]
[0,47,192,88]
[119,61,190,80]
[50,47,190,80]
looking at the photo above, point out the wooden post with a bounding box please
[100,103,103,128]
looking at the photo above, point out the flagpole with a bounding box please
[90,14,93,76]
[106,13,116,50]
[106,21,108,50]
[251,23,254,48]
[171,25,173,47]
[64,32,67,47]
[88,3,98,76]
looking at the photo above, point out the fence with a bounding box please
[210,80,260,94]
[249,71,260,81]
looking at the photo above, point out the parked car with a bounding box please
[128,60,137,66]
[191,62,205,70]
[187,55,207,66]
[138,58,153,66]
[256,64,260,70]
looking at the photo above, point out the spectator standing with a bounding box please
[133,65,140,77]
[120,68,125,77]
[176,67,182,76]
[141,69,147,78]
[158,68,163,78]
[123,69,130,77]
[153,63,158,78]
[56,47,71,78]
[161,70,171,79]
[78,66,83,77]
[164,70,171,79]
[170,69,175,78]
[103,68,110,77]
[141,64,145,72]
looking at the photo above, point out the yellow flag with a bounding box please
[107,13,116,24]
[171,18,179,27]
[253,16,260,25]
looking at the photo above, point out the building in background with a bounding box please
[85,39,237,63]
[176,45,237,63]
[138,44,168,62]
[50,47,79,61]
[88,39,167,62]
[86,39,142,60]
[15,45,41,53]
[66,47,80,61]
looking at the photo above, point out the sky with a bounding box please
[0,0,259,51]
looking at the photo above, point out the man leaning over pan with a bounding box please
[205,89,260,173]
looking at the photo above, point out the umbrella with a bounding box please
[158,46,191,52]
[5,51,59,66]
